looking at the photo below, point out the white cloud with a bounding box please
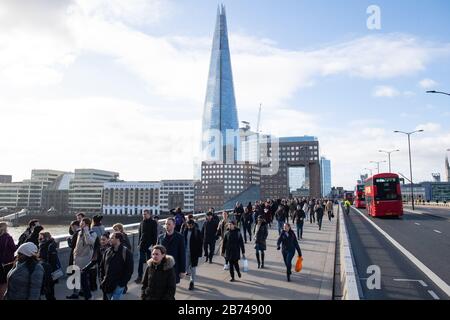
[72,0,173,26]
[373,86,400,97]
[2,2,450,188]
[419,78,438,89]
[416,123,441,133]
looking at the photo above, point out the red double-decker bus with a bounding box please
[364,173,403,217]
[354,184,366,208]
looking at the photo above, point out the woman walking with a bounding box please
[277,223,302,282]
[254,216,268,269]
[141,245,176,300]
[221,221,245,282]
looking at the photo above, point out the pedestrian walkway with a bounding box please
[55,215,337,300]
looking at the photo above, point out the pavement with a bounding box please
[344,205,450,300]
[55,213,337,300]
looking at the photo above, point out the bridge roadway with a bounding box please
[54,214,337,300]
[344,205,450,300]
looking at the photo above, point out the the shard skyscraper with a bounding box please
[201,4,240,163]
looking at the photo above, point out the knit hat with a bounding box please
[15,242,38,257]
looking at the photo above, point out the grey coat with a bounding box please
[5,261,44,300]
[73,229,96,269]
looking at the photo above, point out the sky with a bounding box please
[1,0,450,190]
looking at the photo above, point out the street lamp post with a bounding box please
[369,160,386,174]
[394,130,424,210]
[427,90,450,97]
[379,149,400,173]
[363,167,373,177]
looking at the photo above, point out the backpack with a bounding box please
[175,214,184,227]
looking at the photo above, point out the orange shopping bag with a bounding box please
[295,256,303,273]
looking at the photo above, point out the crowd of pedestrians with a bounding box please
[0,197,335,300]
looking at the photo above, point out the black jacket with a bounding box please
[275,206,287,222]
[99,244,134,293]
[243,211,253,225]
[277,230,302,256]
[141,255,176,300]
[39,239,60,272]
[202,219,219,243]
[158,232,186,283]
[67,229,80,267]
[222,229,245,262]
[139,218,158,251]
[183,226,203,267]
[254,222,269,250]
[26,226,44,247]
[293,209,306,224]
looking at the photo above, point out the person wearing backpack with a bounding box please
[99,232,134,300]
[4,242,44,300]
[173,208,186,233]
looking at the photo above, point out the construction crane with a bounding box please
[256,103,262,134]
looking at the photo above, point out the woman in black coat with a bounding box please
[254,216,268,269]
[277,223,302,282]
[221,221,245,282]
[183,221,203,290]
[38,232,61,300]
[141,245,176,300]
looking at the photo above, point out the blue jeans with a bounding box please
[105,286,125,300]
[277,220,285,235]
[296,221,304,239]
[138,248,151,278]
[282,250,295,274]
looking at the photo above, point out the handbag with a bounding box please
[51,268,64,281]
[242,257,249,272]
[295,256,303,273]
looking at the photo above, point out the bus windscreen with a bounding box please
[374,178,400,200]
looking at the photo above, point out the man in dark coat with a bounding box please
[221,221,245,282]
[201,212,219,264]
[135,210,158,283]
[183,220,203,290]
[158,218,186,284]
[141,245,176,300]
[99,232,134,300]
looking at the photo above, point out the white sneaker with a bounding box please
[223,263,230,270]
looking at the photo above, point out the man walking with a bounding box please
[201,212,219,264]
[99,232,134,300]
[135,210,158,284]
[158,218,186,284]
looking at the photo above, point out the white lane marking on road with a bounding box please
[404,209,423,215]
[353,207,450,298]
[415,223,421,226]
[393,279,428,287]
[433,230,442,234]
[428,290,440,300]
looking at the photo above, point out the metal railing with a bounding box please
[53,210,234,273]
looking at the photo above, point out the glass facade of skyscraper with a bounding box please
[321,157,332,197]
[201,5,239,163]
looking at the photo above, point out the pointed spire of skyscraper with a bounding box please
[201,4,239,163]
